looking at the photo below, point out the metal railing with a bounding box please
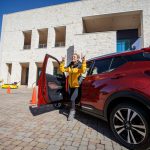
[23,45,31,49]
[55,42,65,47]
[38,43,47,48]
[117,37,142,52]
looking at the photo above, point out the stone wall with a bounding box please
[74,31,116,59]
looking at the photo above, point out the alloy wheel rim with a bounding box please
[54,103,61,108]
[113,108,146,145]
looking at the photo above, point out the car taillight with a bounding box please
[144,70,150,76]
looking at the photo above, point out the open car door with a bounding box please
[38,54,66,106]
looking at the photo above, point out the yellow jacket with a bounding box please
[59,60,87,88]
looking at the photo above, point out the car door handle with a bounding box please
[111,74,126,79]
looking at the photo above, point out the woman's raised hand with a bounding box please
[61,55,66,62]
[81,53,86,61]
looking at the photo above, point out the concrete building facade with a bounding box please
[0,0,150,87]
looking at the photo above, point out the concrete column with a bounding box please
[28,62,37,88]
[46,59,53,74]
[0,52,2,81]
[47,27,55,48]
[11,62,21,83]
[1,63,8,83]
[0,43,3,80]
[0,17,6,80]
[142,11,150,47]
[31,29,39,49]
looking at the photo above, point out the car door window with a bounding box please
[45,55,65,102]
[91,58,112,75]
[82,61,94,77]
[46,60,63,77]
[109,56,127,71]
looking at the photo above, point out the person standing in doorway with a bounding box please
[59,53,87,121]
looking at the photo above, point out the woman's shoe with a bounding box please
[68,109,75,121]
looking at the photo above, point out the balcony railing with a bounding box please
[38,43,47,48]
[117,37,142,52]
[23,45,31,49]
[55,42,65,47]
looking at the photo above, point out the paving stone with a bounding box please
[36,142,49,149]
[47,145,60,150]
[80,141,88,146]
[88,144,96,150]
[18,141,29,147]
[78,145,88,150]
[72,141,80,147]
[13,140,22,146]
[37,138,49,144]
[2,140,12,146]
[31,147,42,150]
[65,145,78,150]
[64,140,72,146]
[105,145,114,150]
[2,144,16,150]
[13,146,24,150]
[14,135,24,140]
[96,144,104,149]
[22,146,33,150]
[0,146,4,150]
[29,141,38,146]
[55,141,64,146]
[22,138,33,142]
[82,137,89,142]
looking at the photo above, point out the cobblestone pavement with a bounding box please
[0,88,129,150]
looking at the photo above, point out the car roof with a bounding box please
[87,47,150,62]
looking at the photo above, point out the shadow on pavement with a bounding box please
[29,104,55,116]
[30,105,116,143]
[29,105,125,148]
[59,107,124,147]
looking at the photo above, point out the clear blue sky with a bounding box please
[0,0,79,39]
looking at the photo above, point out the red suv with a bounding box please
[38,48,150,150]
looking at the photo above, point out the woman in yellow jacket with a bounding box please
[60,53,87,121]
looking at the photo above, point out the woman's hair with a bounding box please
[73,53,80,59]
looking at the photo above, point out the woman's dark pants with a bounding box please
[68,87,79,110]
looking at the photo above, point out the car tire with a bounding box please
[53,102,63,109]
[109,103,150,150]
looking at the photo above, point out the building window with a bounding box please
[20,63,29,85]
[117,29,141,52]
[38,28,48,49]
[53,67,58,76]
[23,31,32,49]
[53,61,63,76]
[36,62,43,85]
[6,63,12,83]
[55,26,66,47]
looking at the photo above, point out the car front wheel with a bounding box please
[110,103,150,150]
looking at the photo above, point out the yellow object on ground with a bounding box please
[1,84,18,89]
